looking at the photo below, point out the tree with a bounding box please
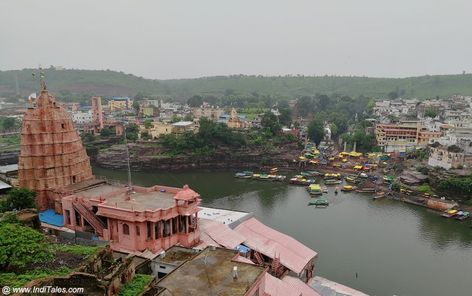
[277,100,292,126]
[126,124,139,142]
[100,126,115,137]
[187,95,203,107]
[132,100,140,114]
[307,119,324,145]
[424,108,438,118]
[261,112,281,135]
[0,188,36,212]
[0,223,53,270]
[1,117,16,131]
[144,119,153,129]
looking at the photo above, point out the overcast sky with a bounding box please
[1,0,471,79]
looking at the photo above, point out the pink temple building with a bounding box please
[59,181,201,252]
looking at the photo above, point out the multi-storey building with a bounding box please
[375,121,443,152]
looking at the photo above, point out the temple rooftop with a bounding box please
[102,191,176,211]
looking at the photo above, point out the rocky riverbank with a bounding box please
[93,143,302,171]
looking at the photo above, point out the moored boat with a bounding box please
[341,185,356,192]
[234,171,253,178]
[308,198,329,207]
[345,175,358,183]
[324,179,342,185]
[441,209,458,218]
[324,173,342,180]
[307,184,323,195]
[455,211,470,221]
[290,175,315,185]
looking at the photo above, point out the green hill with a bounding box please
[1,68,472,101]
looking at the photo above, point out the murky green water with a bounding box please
[93,167,472,296]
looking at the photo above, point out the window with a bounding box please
[136,225,140,236]
[61,123,65,129]
[123,223,130,235]
[65,210,71,225]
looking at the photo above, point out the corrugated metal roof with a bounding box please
[235,217,317,274]
[199,218,246,249]
[264,273,320,296]
[0,164,18,174]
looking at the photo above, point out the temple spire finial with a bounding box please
[32,66,47,91]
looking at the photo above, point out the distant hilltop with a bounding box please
[1,68,472,100]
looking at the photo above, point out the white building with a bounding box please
[71,110,92,124]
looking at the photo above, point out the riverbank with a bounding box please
[93,142,302,171]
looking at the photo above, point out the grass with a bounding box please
[118,274,153,296]
[52,244,102,256]
[0,267,71,288]
[0,135,19,152]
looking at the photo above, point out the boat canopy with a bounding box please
[353,165,363,169]
[309,184,321,190]
[447,209,457,214]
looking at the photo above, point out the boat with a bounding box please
[324,173,342,180]
[358,172,369,179]
[341,185,356,192]
[268,174,286,182]
[454,211,470,221]
[345,175,358,183]
[441,209,458,218]
[373,192,385,200]
[258,174,270,181]
[269,167,279,174]
[289,175,315,185]
[322,186,328,193]
[307,184,322,195]
[234,171,253,179]
[308,198,329,207]
[324,179,342,185]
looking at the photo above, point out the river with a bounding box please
[93,167,472,296]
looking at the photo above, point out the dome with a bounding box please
[174,184,199,201]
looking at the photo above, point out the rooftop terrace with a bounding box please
[156,247,264,296]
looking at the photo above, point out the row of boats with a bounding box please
[441,209,470,221]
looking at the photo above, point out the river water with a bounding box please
[93,167,472,296]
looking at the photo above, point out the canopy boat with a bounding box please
[341,185,356,192]
[307,184,323,195]
[324,179,342,185]
[324,173,342,180]
[309,198,329,207]
[441,209,458,218]
[290,175,315,185]
[383,176,394,184]
[455,211,470,221]
[308,170,322,176]
[345,175,358,183]
[373,192,385,200]
[234,171,253,179]
[269,167,279,174]
[258,174,270,181]
[358,173,369,179]
[268,174,286,182]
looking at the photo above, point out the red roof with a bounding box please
[263,273,320,296]
[174,184,199,201]
[198,219,246,249]
[235,218,317,274]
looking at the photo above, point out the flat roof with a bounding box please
[199,207,250,227]
[102,190,175,211]
[153,246,197,266]
[156,247,264,296]
[77,183,123,199]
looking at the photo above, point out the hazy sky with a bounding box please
[1,0,471,79]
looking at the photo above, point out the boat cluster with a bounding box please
[441,209,470,221]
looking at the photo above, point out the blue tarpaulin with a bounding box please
[235,244,250,254]
[39,209,64,227]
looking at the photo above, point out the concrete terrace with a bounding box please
[156,247,264,296]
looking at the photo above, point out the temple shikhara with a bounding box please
[18,85,366,296]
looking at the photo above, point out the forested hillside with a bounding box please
[1,68,472,101]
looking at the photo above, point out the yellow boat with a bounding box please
[341,185,355,192]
